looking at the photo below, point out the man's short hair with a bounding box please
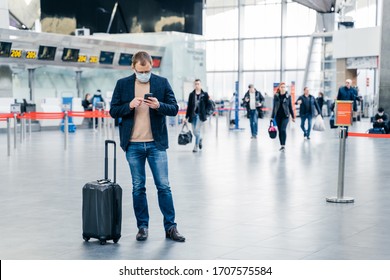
[378,107,385,113]
[132,51,153,68]
[248,84,254,88]
[195,79,201,83]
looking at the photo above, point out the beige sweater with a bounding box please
[130,80,153,142]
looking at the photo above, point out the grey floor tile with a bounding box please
[1,118,390,260]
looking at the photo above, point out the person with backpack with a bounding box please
[184,79,211,152]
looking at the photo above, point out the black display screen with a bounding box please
[62,48,80,62]
[99,51,115,64]
[118,53,133,66]
[38,45,57,60]
[0,42,12,57]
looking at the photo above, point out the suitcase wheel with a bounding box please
[99,239,107,245]
[82,235,90,242]
[113,238,119,243]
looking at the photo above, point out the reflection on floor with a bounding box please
[1,116,389,260]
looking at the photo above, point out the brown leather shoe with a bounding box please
[165,226,185,242]
[136,228,148,241]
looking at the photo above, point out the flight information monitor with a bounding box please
[38,45,57,60]
[62,48,80,62]
[118,53,133,66]
[99,51,115,64]
[0,42,12,57]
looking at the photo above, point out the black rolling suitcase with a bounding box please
[82,140,122,245]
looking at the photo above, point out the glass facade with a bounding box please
[204,0,316,100]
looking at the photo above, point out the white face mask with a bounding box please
[378,112,384,116]
[135,72,151,83]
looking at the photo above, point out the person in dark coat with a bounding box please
[184,79,210,152]
[295,87,321,139]
[271,82,295,151]
[110,50,185,242]
[373,107,389,133]
[337,79,357,111]
[316,92,324,115]
[82,93,92,111]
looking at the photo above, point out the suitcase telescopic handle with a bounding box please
[105,140,116,183]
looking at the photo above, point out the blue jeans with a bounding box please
[191,114,202,145]
[126,142,176,231]
[249,109,258,136]
[300,113,312,137]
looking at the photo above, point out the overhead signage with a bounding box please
[89,56,98,63]
[10,49,22,58]
[26,50,37,59]
[77,55,87,63]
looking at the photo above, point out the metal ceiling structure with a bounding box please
[292,0,336,13]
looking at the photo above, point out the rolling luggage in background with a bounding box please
[82,140,122,245]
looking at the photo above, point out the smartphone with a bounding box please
[144,93,153,99]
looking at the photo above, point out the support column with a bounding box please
[237,0,244,95]
[0,66,12,97]
[28,68,35,101]
[378,0,390,109]
[0,0,9,29]
[280,0,287,82]
[76,70,82,98]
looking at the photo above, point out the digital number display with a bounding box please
[78,55,87,63]
[89,56,98,63]
[11,49,22,58]
[26,51,37,59]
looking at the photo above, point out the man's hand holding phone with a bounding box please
[144,93,160,109]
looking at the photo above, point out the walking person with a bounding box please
[184,79,210,152]
[242,84,265,139]
[295,87,321,139]
[316,92,325,116]
[336,79,357,135]
[109,50,185,242]
[271,82,295,151]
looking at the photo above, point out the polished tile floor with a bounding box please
[1,115,389,260]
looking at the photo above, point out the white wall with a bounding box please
[333,27,381,58]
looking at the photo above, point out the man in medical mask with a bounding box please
[110,50,185,242]
[373,107,389,133]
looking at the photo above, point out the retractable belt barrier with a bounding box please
[0,113,14,156]
[348,132,390,139]
[1,111,114,154]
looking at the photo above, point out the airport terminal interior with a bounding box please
[1,0,390,260]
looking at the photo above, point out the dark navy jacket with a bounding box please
[185,90,210,122]
[337,86,357,111]
[109,73,179,152]
[295,94,321,117]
